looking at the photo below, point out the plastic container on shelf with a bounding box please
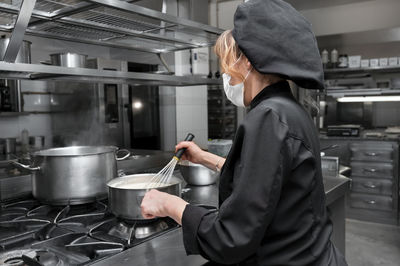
[207,139,233,157]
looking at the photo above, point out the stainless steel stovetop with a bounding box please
[0,199,179,265]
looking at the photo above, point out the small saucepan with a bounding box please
[107,173,182,221]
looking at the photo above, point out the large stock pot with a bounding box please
[13,146,130,205]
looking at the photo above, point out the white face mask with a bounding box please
[222,64,252,107]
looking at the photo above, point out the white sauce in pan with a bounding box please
[116,182,160,189]
[107,174,180,190]
[111,180,172,189]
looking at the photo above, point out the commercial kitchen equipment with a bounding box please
[0,170,31,202]
[320,137,399,225]
[142,133,195,188]
[126,62,162,150]
[0,36,31,64]
[179,161,219,186]
[107,173,182,220]
[0,0,223,87]
[327,125,362,137]
[0,166,350,266]
[28,136,45,151]
[0,36,31,113]
[0,198,180,265]
[12,146,130,205]
[49,53,88,68]
[208,85,237,139]
[2,138,16,154]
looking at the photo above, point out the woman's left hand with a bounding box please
[141,189,189,224]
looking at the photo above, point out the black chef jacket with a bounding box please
[182,81,347,266]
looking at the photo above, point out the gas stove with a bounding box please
[0,199,179,265]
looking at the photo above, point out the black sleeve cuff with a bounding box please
[181,204,214,255]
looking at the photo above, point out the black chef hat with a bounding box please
[232,0,324,90]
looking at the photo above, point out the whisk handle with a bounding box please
[175,133,195,160]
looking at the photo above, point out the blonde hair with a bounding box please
[214,30,244,81]
[214,30,284,85]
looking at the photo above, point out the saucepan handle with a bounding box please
[11,161,41,171]
[115,149,131,161]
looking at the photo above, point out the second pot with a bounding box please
[107,174,182,221]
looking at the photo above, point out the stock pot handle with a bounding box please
[116,149,131,161]
[11,161,41,171]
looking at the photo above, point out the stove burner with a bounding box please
[89,217,178,246]
[0,198,178,265]
[134,220,169,239]
[0,200,108,251]
[0,249,66,266]
[22,250,64,266]
[0,249,31,266]
[31,233,124,264]
[107,221,135,242]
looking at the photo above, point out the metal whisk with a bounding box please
[146,133,195,189]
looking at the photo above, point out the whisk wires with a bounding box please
[145,156,179,189]
[145,133,195,190]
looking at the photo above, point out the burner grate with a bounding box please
[0,198,178,265]
[89,217,179,247]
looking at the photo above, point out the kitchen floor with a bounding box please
[346,219,400,266]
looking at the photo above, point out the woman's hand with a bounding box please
[141,189,189,224]
[176,141,226,171]
[175,141,205,164]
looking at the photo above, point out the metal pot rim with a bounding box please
[107,173,181,190]
[32,145,118,157]
[49,52,88,57]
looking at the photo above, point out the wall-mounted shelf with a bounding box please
[326,88,400,98]
[0,62,222,86]
[324,66,400,79]
[0,0,224,53]
[0,111,30,117]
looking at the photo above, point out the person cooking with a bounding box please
[141,0,348,265]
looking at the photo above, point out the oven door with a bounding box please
[129,85,161,150]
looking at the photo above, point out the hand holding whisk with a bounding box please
[146,133,195,189]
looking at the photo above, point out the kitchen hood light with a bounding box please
[337,96,400,102]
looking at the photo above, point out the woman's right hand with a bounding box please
[175,141,205,164]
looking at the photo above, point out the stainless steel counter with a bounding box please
[92,173,350,266]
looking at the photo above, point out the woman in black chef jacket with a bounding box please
[141,0,348,265]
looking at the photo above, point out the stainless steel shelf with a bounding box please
[0,62,222,86]
[326,88,400,97]
[0,0,223,53]
[324,66,400,78]
[0,111,30,117]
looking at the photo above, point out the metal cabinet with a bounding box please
[350,143,394,162]
[348,141,399,225]
[320,138,399,225]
